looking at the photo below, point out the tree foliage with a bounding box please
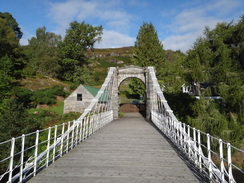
[178,16,244,144]
[0,12,22,57]
[131,22,165,96]
[0,56,14,102]
[58,21,103,83]
[132,22,165,67]
[0,99,41,142]
[185,16,244,84]
[0,12,25,102]
[27,27,62,77]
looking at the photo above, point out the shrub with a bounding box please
[31,85,69,106]
[51,85,69,97]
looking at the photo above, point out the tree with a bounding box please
[204,25,232,82]
[0,12,22,58]
[0,12,22,39]
[0,12,25,102]
[130,22,165,96]
[27,27,62,77]
[184,37,212,92]
[0,99,41,173]
[58,21,103,83]
[234,16,244,70]
[180,16,244,146]
[0,99,41,142]
[132,22,165,68]
[0,56,13,101]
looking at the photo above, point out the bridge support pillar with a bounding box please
[112,68,119,119]
[146,67,154,120]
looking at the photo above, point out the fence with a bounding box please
[148,67,244,183]
[0,67,116,183]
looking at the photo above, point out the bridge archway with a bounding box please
[117,66,146,86]
[119,77,146,113]
[112,66,153,119]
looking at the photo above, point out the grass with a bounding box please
[29,101,64,115]
[48,101,64,114]
[90,47,134,86]
[19,77,71,91]
[92,46,133,55]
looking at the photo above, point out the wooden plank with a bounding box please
[28,113,208,183]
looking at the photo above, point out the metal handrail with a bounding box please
[0,67,116,183]
[148,66,243,183]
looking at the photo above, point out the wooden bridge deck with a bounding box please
[28,113,208,183]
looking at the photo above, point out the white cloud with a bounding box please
[161,0,242,52]
[46,0,135,48]
[95,30,135,48]
[20,38,28,45]
[48,0,132,35]
[127,0,148,7]
[19,26,35,45]
[162,33,200,53]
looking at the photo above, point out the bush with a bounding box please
[32,88,56,105]
[70,83,80,90]
[31,85,68,105]
[12,87,34,108]
[51,85,69,97]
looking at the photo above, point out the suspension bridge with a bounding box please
[0,66,243,183]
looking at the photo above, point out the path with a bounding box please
[28,113,207,183]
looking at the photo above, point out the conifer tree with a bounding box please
[130,22,165,97]
[132,22,165,68]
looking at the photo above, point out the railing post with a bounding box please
[8,137,15,183]
[20,134,25,182]
[207,134,212,180]
[85,117,89,139]
[219,139,225,182]
[227,143,233,183]
[53,125,57,162]
[197,130,202,171]
[90,113,95,135]
[79,119,83,141]
[75,121,79,146]
[179,122,182,146]
[183,123,186,153]
[83,117,87,139]
[174,120,177,143]
[193,128,197,164]
[176,121,179,144]
[46,127,51,167]
[89,116,92,136]
[34,130,39,176]
[60,123,65,157]
[66,122,70,153]
[71,121,75,149]
[187,125,191,158]
[79,119,83,139]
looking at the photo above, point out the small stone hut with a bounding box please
[64,85,100,114]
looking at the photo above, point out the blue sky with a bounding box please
[1,0,243,52]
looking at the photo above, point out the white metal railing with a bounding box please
[0,67,116,183]
[148,67,244,183]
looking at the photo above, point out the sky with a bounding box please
[1,0,243,52]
